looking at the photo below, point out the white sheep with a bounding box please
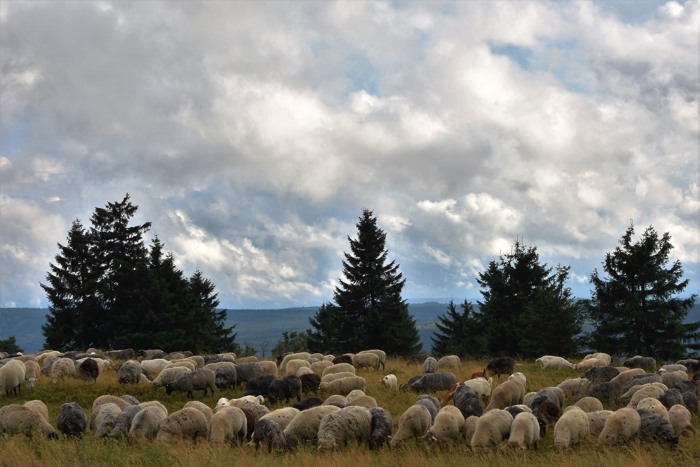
[423,357,438,374]
[609,368,646,389]
[598,407,641,445]
[379,374,398,390]
[296,366,314,377]
[23,400,49,422]
[0,359,26,396]
[463,377,492,400]
[91,402,123,438]
[184,400,214,425]
[508,411,541,449]
[259,407,300,430]
[424,405,465,446]
[553,406,589,449]
[470,408,514,449]
[0,404,58,438]
[636,397,669,419]
[140,358,170,377]
[49,357,76,384]
[485,379,525,411]
[389,404,433,449]
[321,363,356,378]
[556,378,591,401]
[23,360,40,389]
[321,371,357,383]
[285,359,311,377]
[461,415,479,443]
[279,352,311,373]
[283,404,341,448]
[347,394,378,408]
[151,366,191,387]
[208,405,247,444]
[508,372,527,388]
[586,410,613,437]
[658,364,687,373]
[573,357,607,370]
[323,394,348,406]
[437,355,461,370]
[128,405,168,442]
[352,352,380,371]
[319,376,367,395]
[156,407,209,441]
[224,398,270,422]
[357,349,387,370]
[317,405,372,451]
[310,360,334,376]
[535,355,574,369]
[626,385,667,408]
[620,382,668,404]
[668,404,695,437]
[92,394,134,413]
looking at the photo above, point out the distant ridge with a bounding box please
[2,302,699,356]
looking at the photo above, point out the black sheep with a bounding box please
[583,366,619,385]
[637,408,679,447]
[267,376,302,404]
[453,385,485,418]
[623,356,657,371]
[368,407,392,450]
[485,357,515,377]
[56,402,87,437]
[292,397,323,411]
[332,354,353,365]
[659,388,684,410]
[215,365,238,390]
[299,373,321,393]
[244,374,277,397]
[78,358,99,382]
[587,381,621,404]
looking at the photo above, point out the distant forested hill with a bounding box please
[2,301,699,356]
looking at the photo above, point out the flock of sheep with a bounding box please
[0,347,698,455]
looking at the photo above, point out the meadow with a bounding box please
[1,357,699,467]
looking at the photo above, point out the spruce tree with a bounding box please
[308,209,421,356]
[431,300,484,358]
[588,224,698,359]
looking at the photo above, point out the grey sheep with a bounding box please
[209,406,247,445]
[117,360,143,385]
[453,384,485,419]
[91,402,122,438]
[107,405,143,439]
[587,380,621,404]
[253,418,287,452]
[415,394,440,423]
[317,405,372,451]
[357,349,386,371]
[156,407,209,441]
[624,356,656,371]
[224,398,270,422]
[214,365,238,389]
[164,368,216,399]
[128,405,168,442]
[423,357,438,374]
[352,353,380,371]
[406,372,457,393]
[368,406,392,450]
[235,362,266,382]
[0,404,58,439]
[319,376,367,395]
[151,366,191,388]
[659,388,684,409]
[637,408,678,447]
[267,375,303,404]
[57,402,87,437]
[283,404,341,448]
[389,404,433,448]
[682,392,698,414]
[583,366,620,385]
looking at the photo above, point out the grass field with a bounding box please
[0,357,698,467]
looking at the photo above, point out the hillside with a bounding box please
[2,302,699,356]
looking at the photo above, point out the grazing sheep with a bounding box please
[267,375,303,404]
[637,397,669,419]
[659,364,688,373]
[235,362,266,383]
[627,373,663,390]
[23,400,49,422]
[675,359,700,372]
[572,396,604,413]
[285,359,312,377]
[415,394,441,423]
[637,408,678,447]
[623,356,657,371]
[598,407,641,445]
[660,370,689,389]
[485,379,525,411]
[279,352,312,373]
[553,406,590,449]
[324,394,348,407]
[587,381,621,404]
[573,357,608,370]
[586,410,613,437]
[184,400,214,425]
[453,384,485,418]
[245,374,277,397]
[253,418,286,452]
[92,394,134,413]
[379,374,398,390]
[557,378,591,401]
[682,392,699,414]
[462,415,479,443]
[283,405,341,448]
[317,405,372,451]
[259,407,300,430]
[424,405,465,446]
[609,368,646,390]
[140,358,170,378]
[322,363,356,378]
[156,407,209,442]
[319,376,367,395]
[352,353,380,371]
[389,404,433,449]
[209,406,247,445]
[505,405,532,418]
[164,368,216,399]
[583,366,620,385]
[0,404,58,438]
[57,402,87,437]
[470,409,514,449]
[659,388,685,410]
[332,354,353,365]
[293,397,323,411]
[620,382,668,405]
[508,372,527,388]
[49,357,77,385]
[310,360,333,376]
[627,385,667,408]
[404,372,457,393]
[138,349,166,360]
[437,355,461,370]
[299,373,321,393]
[357,350,387,370]
[151,366,191,388]
[529,387,564,421]
[214,365,238,390]
[668,404,694,437]
[117,360,143,384]
[128,405,168,442]
[368,406,392,450]
[672,380,698,397]
[224,398,270,422]
[24,360,40,389]
[485,357,516,378]
[74,357,98,382]
[107,405,143,439]
[535,355,574,370]
[463,377,493,401]
[508,412,542,449]
[91,402,122,438]
[347,394,378,408]
[321,371,357,383]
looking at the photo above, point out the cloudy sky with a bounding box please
[1,0,698,310]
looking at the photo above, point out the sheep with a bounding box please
[237,356,259,364]
[257,407,299,431]
[623,355,657,372]
[216,395,264,410]
[323,394,348,407]
[285,359,312,377]
[319,376,367,395]
[668,404,694,437]
[209,406,247,445]
[352,352,380,371]
[504,405,532,418]
[316,405,372,451]
[557,378,591,401]
[573,357,608,370]
[508,411,542,449]
[415,394,441,423]
[0,404,58,439]
[300,373,321,393]
[56,402,87,437]
[377,374,397,391]
[671,380,697,397]
[675,359,700,372]
[138,349,166,360]
[293,397,323,411]
[267,375,303,404]
[659,388,685,410]
[637,408,678,447]
[572,396,604,413]
[23,400,49,422]
[92,394,135,413]
[24,360,40,389]
[117,360,143,384]
[424,405,465,446]
[404,372,457,393]
[586,410,613,437]
[660,370,689,389]
[165,359,196,372]
[535,355,574,370]
[77,358,99,381]
[321,371,357,383]
[453,384,485,418]
[598,407,641,445]
[587,380,621,404]
[682,392,699,414]
[508,371,527,388]
[462,415,479,443]
[581,352,612,366]
[627,384,667,408]
[659,364,688,373]
[138,400,167,414]
[164,368,216,399]
[224,398,270,422]
[245,374,277,397]
[151,366,191,388]
[322,363,356,378]
[283,404,341,448]
[368,406,392,450]
[39,352,61,375]
[627,373,663,390]
[470,409,514,449]
[347,394,378,408]
[184,400,214,426]
[609,368,646,390]
[437,355,461,370]
[529,387,564,422]
[234,362,266,383]
[253,418,287,452]
[485,379,525,411]
[107,405,143,439]
[636,397,669,419]
[485,357,516,377]
[279,352,311,373]
[357,349,387,371]
[389,404,433,449]
[139,358,171,379]
[553,406,590,449]
[156,407,209,442]
[582,366,620,385]
[310,360,333,376]
[620,382,668,404]
[91,402,122,438]
[48,357,75,385]
[128,405,168,442]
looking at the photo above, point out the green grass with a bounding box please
[0,358,698,466]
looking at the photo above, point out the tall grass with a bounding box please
[0,358,698,466]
